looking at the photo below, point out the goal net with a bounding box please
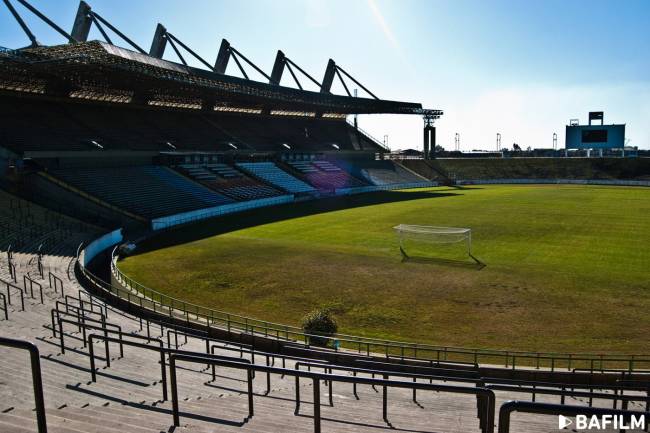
[393,224,474,262]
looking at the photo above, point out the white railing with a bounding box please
[79,228,123,267]
[151,195,294,230]
[335,181,438,196]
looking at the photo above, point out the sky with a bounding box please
[1,0,649,150]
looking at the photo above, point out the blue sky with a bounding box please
[1,0,648,150]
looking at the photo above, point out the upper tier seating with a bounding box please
[340,160,426,186]
[287,160,368,191]
[237,162,316,194]
[0,94,366,153]
[175,163,282,201]
[48,166,232,219]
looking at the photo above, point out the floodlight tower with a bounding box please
[422,112,439,159]
[454,133,460,151]
[553,132,557,150]
[496,133,502,151]
[353,88,358,129]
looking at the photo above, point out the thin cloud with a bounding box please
[367,0,399,49]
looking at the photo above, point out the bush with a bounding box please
[301,308,338,347]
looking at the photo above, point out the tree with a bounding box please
[302,308,338,347]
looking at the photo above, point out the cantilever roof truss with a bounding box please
[0,41,441,116]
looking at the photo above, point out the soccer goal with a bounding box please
[393,224,478,263]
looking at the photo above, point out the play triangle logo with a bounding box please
[559,415,573,429]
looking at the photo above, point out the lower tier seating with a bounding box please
[236,162,316,194]
[48,166,233,219]
[287,160,368,191]
[340,160,426,185]
[175,163,283,201]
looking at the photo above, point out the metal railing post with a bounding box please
[247,366,254,418]
[170,356,179,426]
[0,337,47,433]
[313,378,321,433]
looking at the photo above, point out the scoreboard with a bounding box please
[565,112,625,150]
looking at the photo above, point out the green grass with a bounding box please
[119,185,650,355]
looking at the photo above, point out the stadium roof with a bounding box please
[0,41,442,116]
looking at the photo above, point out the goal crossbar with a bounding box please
[393,224,473,258]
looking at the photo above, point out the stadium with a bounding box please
[1,1,649,432]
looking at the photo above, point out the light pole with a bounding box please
[496,133,502,152]
[553,132,557,150]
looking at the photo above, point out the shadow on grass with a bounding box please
[129,189,462,254]
[401,254,486,270]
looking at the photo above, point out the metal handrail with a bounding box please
[294,360,484,409]
[346,118,391,152]
[55,291,650,413]
[487,384,650,409]
[23,274,43,304]
[497,400,649,433]
[0,292,7,320]
[86,333,250,402]
[103,251,650,371]
[482,376,650,393]
[0,337,47,433]
[48,271,64,297]
[168,352,496,433]
[8,259,17,282]
[3,279,25,311]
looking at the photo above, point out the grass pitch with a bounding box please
[119,185,650,354]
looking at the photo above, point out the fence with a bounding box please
[168,352,496,433]
[53,292,650,433]
[100,248,650,371]
[335,181,438,196]
[151,195,294,230]
[456,178,650,187]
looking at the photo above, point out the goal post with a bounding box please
[393,224,477,262]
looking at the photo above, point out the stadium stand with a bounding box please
[286,160,369,191]
[175,163,283,201]
[403,158,650,182]
[338,160,428,186]
[0,95,366,154]
[46,166,232,219]
[237,162,317,194]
